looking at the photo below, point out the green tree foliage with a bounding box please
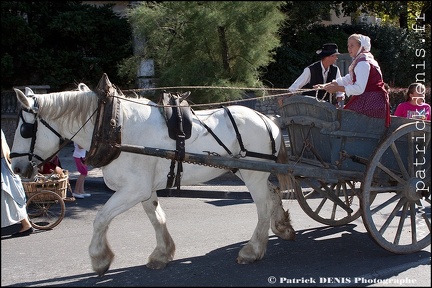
[337,23,431,88]
[1,1,133,91]
[339,1,431,28]
[263,22,431,89]
[264,0,431,90]
[280,1,342,33]
[123,1,286,103]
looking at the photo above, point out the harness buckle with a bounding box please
[30,160,37,168]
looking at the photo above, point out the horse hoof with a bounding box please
[236,256,255,264]
[90,253,113,277]
[146,260,168,270]
[95,266,110,277]
[288,230,296,240]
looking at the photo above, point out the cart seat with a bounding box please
[279,95,339,166]
[279,95,338,133]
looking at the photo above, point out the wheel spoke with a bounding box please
[331,185,339,219]
[341,183,355,216]
[341,183,347,200]
[369,185,403,193]
[409,202,417,244]
[421,213,432,233]
[376,162,404,185]
[315,197,327,214]
[393,202,409,245]
[331,202,337,219]
[390,142,410,180]
[378,197,407,235]
[370,193,400,214]
[321,183,353,213]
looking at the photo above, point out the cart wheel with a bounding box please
[362,122,431,254]
[294,177,362,226]
[26,190,66,230]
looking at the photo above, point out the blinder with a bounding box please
[19,109,38,139]
[20,121,37,139]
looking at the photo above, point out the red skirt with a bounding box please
[344,91,390,127]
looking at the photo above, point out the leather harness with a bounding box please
[162,94,278,190]
[161,91,193,190]
[86,73,123,167]
[85,74,278,190]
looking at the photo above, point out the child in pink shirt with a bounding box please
[394,83,431,121]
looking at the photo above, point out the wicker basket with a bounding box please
[22,170,69,201]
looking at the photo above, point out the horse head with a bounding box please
[10,88,61,178]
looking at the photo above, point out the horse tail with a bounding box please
[275,135,294,194]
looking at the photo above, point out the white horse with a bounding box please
[10,81,295,276]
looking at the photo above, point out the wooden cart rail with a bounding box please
[116,144,364,183]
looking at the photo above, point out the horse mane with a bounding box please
[36,90,99,132]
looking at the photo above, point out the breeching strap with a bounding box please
[222,106,277,161]
[191,106,277,162]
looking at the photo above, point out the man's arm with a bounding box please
[288,67,311,92]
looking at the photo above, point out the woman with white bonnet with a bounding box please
[322,34,391,127]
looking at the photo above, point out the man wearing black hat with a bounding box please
[287,43,345,106]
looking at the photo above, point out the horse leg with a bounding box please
[89,190,145,276]
[141,191,176,269]
[268,181,296,240]
[236,171,274,264]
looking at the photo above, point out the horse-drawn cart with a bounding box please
[118,95,431,255]
[10,76,430,276]
[279,95,430,254]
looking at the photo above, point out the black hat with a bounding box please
[316,43,340,57]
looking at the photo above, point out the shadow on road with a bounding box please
[6,224,430,287]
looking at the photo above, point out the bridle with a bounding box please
[9,104,70,169]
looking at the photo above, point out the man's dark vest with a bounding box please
[302,61,338,101]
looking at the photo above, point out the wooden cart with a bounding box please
[279,95,430,254]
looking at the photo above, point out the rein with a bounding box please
[115,87,322,109]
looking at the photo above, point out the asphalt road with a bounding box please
[1,176,430,287]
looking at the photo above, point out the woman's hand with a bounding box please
[323,81,343,93]
[313,84,328,89]
[314,80,336,90]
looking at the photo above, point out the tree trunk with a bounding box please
[218,26,230,75]
[399,2,408,29]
